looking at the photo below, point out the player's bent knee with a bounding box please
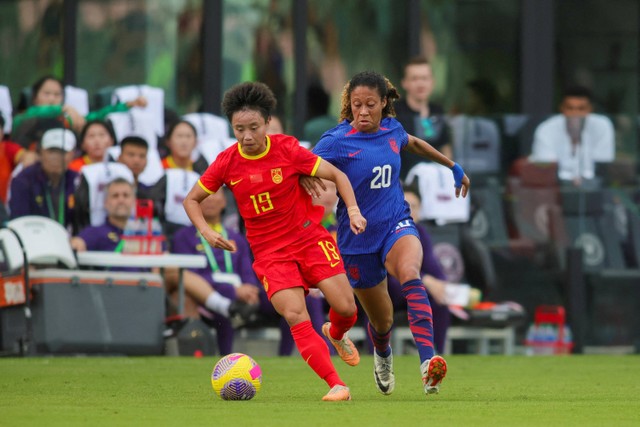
[330,301,357,318]
[281,309,310,327]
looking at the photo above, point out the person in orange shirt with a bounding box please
[161,120,208,174]
[68,121,117,172]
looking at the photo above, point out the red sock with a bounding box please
[328,307,358,340]
[291,320,344,388]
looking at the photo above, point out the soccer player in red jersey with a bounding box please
[183,82,367,402]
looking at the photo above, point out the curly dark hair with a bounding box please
[339,71,399,122]
[221,82,277,122]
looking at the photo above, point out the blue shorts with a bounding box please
[343,218,420,289]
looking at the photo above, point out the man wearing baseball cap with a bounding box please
[8,128,79,232]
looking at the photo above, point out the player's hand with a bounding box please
[450,162,470,198]
[299,175,327,199]
[349,212,367,235]
[456,174,470,198]
[201,228,237,252]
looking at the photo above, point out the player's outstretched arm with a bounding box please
[183,184,237,251]
[314,159,367,235]
[406,133,470,198]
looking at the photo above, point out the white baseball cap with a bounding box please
[41,128,76,152]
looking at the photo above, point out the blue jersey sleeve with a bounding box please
[312,120,352,169]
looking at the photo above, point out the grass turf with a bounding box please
[2,355,639,426]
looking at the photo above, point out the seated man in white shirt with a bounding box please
[529,85,614,186]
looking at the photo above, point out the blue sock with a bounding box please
[367,322,392,357]
[401,278,435,363]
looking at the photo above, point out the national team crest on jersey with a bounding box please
[389,138,399,154]
[271,168,283,184]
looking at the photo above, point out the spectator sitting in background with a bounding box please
[161,120,208,174]
[529,85,614,187]
[8,128,78,232]
[303,83,337,147]
[155,120,209,240]
[1,114,38,204]
[74,135,163,232]
[12,75,146,149]
[395,56,452,180]
[12,76,85,145]
[68,121,117,172]
[70,178,251,330]
[70,178,138,254]
[171,189,267,355]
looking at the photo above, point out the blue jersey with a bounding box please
[314,117,411,254]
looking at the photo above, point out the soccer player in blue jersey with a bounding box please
[304,71,470,396]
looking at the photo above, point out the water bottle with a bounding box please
[124,216,137,236]
[123,216,139,253]
[150,218,163,254]
[563,325,573,344]
[525,324,538,356]
[151,218,163,236]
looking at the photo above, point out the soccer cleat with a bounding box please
[322,385,351,401]
[421,355,447,395]
[373,348,395,395]
[322,322,360,366]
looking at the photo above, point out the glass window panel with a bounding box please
[418,0,520,114]
[0,0,64,110]
[77,0,203,114]
[556,0,638,158]
[222,0,294,130]
[306,0,410,117]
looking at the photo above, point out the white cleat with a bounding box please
[373,348,395,395]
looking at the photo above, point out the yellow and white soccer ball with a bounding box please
[211,353,262,400]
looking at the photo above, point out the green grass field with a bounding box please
[2,355,639,426]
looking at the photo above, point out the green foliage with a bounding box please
[1,355,639,426]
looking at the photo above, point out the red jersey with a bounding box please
[162,155,193,171]
[1,141,24,202]
[198,134,323,257]
[68,155,91,172]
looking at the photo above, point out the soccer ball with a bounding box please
[211,353,262,400]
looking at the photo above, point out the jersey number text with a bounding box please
[370,165,392,189]
[249,192,274,214]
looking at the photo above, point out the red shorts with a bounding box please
[252,222,346,299]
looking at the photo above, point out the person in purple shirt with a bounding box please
[8,128,79,231]
[71,177,153,273]
[71,178,252,341]
[172,188,275,355]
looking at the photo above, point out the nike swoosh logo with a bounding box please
[230,179,243,186]
[348,149,363,157]
[375,371,390,393]
[330,261,340,267]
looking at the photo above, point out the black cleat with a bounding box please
[228,300,260,328]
